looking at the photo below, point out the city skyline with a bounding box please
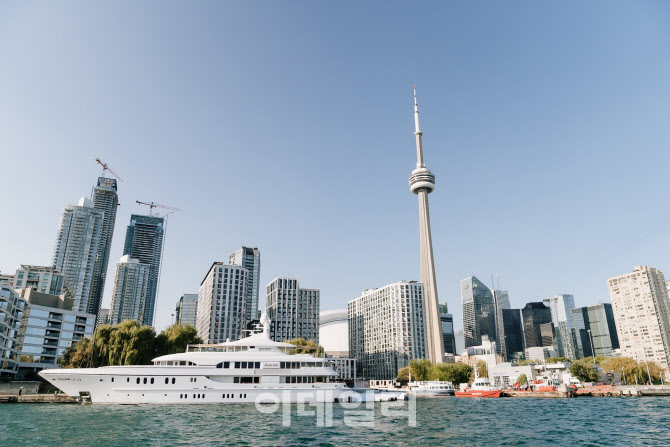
[3,2,670,332]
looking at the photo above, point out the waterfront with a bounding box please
[2,398,670,446]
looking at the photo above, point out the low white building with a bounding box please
[457,335,499,375]
[525,346,555,362]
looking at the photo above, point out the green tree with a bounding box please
[396,366,410,385]
[569,359,599,383]
[475,360,488,379]
[545,357,570,363]
[60,338,93,368]
[286,338,324,357]
[518,373,528,386]
[410,359,433,381]
[431,362,473,385]
[155,324,202,357]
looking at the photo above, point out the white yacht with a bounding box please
[408,380,455,397]
[39,318,360,405]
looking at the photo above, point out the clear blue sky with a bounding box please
[2,1,670,332]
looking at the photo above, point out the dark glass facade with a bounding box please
[522,302,554,349]
[461,277,496,348]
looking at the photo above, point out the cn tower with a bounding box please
[408,87,445,363]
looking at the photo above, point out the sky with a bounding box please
[2,1,670,332]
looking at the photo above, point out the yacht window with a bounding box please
[235,362,240,368]
[136,378,140,384]
[150,378,154,384]
[194,378,197,383]
[143,378,147,384]
[165,378,169,384]
[240,377,254,384]
[254,377,260,383]
[241,362,247,368]
[127,378,130,383]
[280,362,285,369]
[172,378,176,384]
[216,363,222,369]
[255,362,260,368]
[224,362,229,368]
[111,378,114,382]
[180,361,187,366]
[234,377,240,383]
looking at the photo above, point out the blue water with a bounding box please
[2,397,669,446]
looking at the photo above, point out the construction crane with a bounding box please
[135,200,180,217]
[95,158,124,182]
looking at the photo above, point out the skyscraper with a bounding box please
[266,278,319,342]
[175,294,198,327]
[196,263,248,344]
[571,303,620,358]
[408,88,444,364]
[498,308,525,361]
[348,282,426,380]
[608,266,670,369]
[89,177,119,320]
[229,247,261,322]
[52,197,104,314]
[122,214,165,326]
[109,255,151,324]
[546,294,580,359]
[461,276,496,348]
[521,302,554,349]
[439,302,456,355]
[493,289,510,357]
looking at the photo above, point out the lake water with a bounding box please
[1,397,669,446]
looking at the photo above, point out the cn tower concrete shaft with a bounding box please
[408,87,444,364]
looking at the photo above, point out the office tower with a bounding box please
[52,197,104,314]
[461,276,496,348]
[439,302,456,355]
[266,277,319,342]
[571,303,620,357]
[0,283,27,378]
[498,308,525,361]
[348,281,426,380]
[229,247,261,324]
[408,88,444,363]
[522,302,554,349]
[13,265,74,299]
[98,308,111,326]
[608,266,670,369]
[175,294,198,326]
[196,263,248,344]
[546,294,579,360]
[17,288,95,371]
[122,214,165,326]
[493,289,510,357]
[89,177,119,319]
[109,256,151,324]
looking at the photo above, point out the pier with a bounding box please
[0,393,77,404]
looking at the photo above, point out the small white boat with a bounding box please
[408,380,455,397]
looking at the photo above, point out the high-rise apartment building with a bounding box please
[522,302,554,349]
[348,282,427,380]
[571,303,620,357]
[545,294,579,360]
[439,302,456,355]
[608,266,670,369]
[13,265,74,299]
[109,255,151,324]
[52,197,103,314]
[89,177,119,319]
[461,276,496,348]
[266,278,319,342]
[0,283,27,378]
[175,294,198,327]
[98,308,111,326]
[229,247,261,322]
[196,263,248,344]
[122,214,165,326]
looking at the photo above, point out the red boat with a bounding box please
[455,376,502,398]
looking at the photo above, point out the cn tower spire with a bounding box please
[408,86,444,364]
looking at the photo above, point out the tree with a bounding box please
[545,357,570,364]
[432,362,473,385]
[410,359,433,381]
[475,360,488,379]
[396,366,410,385]
[518,374,528,386]
[569,359,599,383]
[155,324,202,357]
[286,338,324,357]
[60,338,93,368]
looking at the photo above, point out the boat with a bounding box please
[408,381,455,397]
[454,371,502,398]
[39,316,395,405]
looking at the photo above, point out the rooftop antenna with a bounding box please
[94,158,124,181]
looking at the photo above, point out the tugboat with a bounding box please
[454,368,502,398]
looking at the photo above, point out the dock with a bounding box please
[0,393,77,404]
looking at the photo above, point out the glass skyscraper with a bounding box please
[545,294,580,360]
[572,303,620,357]
[461,276,496,348]
[498,308,525,361]
[439,302,456,355]
[122,214,165,326]
[90,177,119,320]
[229,247,261,323]
[52,197,104,314]
[521,302,554,349]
